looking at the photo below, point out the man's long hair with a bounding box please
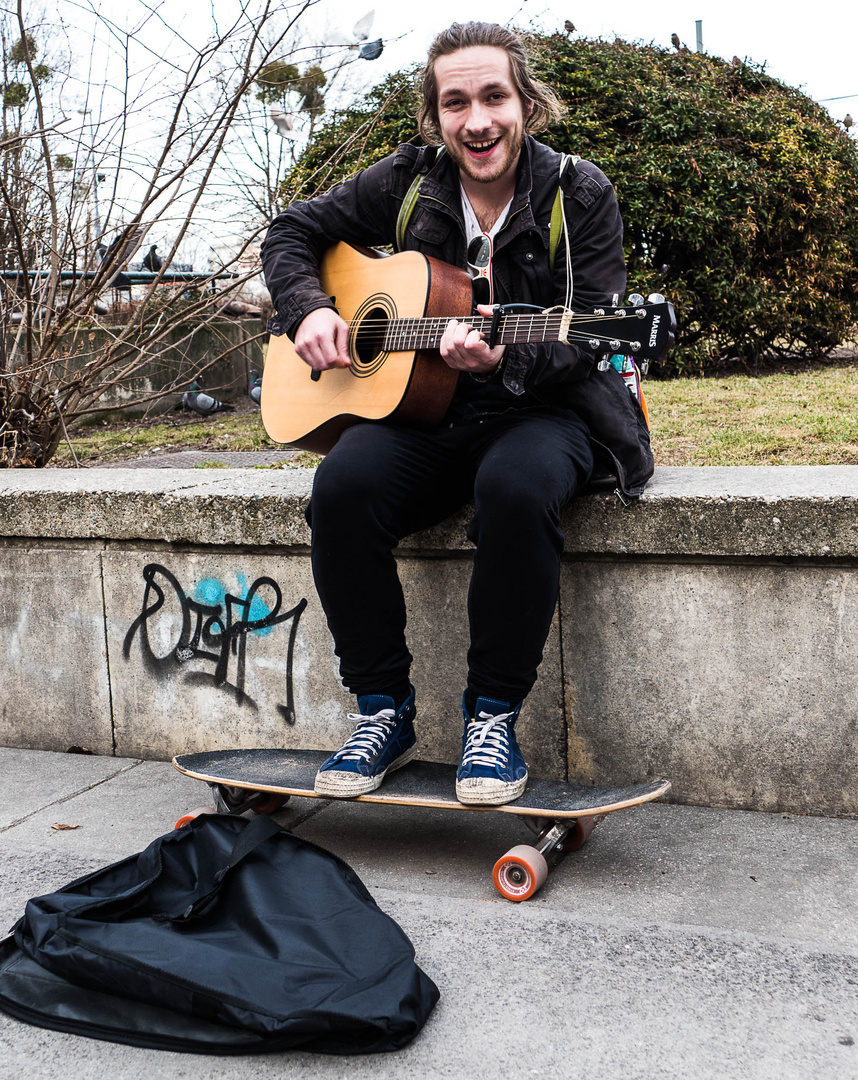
[417,22,564,144]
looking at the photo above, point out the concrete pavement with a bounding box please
[1,747,857,1079]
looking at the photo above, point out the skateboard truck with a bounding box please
[175,784,290,824]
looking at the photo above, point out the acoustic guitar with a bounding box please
[261,242,674,453]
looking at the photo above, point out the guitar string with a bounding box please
[346,314,648,329]
[349,315,651,340]
[362,324,647,348]
[349,315,649,346]
[373,333,645,348]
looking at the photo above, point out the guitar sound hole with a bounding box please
[353,307,388,370]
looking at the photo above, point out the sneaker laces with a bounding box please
[330,708,398,764]
[460,711,514,770]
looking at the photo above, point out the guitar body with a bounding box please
[261,243,472,453]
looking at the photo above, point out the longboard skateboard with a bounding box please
[173,748,671,902]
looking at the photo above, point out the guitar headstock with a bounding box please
[562,301,676,363]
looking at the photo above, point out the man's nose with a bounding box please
[465,102,491,133]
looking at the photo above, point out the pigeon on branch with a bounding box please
[182,382,235,416]
[270,109,298,139]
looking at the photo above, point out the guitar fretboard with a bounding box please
[353,311,648,354]
[379,315,561,350]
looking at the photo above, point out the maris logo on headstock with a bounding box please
[649,314,661,349]
[562,297,676,366]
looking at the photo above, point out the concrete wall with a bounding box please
[1,466,857,817]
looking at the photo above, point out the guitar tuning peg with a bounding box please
[597,358,611,371]
[609,339,621,351]
[589,339,601,350]
[627,293,645,307]
[646,293,666,305]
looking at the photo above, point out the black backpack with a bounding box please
[0,813,439,1054]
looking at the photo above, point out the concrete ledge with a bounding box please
[1,465,857,556]
[1,465,857,817]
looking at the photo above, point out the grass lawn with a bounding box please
[53,360,858,468]
[54,404,291,468]
[645,361,858,465]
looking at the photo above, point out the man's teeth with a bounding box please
[466,138,499,150]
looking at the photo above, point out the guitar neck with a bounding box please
[379,314,562,351]
[368,304,670,360]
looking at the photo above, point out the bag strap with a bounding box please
[154,814,282,924]
[395,172,424,252]
[394,146,445,252]
[548,153,580,274]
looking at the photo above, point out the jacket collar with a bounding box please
[417,137,542,247]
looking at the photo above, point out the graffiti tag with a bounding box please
[123,563,307,724]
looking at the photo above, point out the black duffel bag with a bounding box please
[0,812,438,1054]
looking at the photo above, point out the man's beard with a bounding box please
[445,127,524,185]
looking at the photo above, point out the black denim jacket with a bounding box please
[261,136,653,497]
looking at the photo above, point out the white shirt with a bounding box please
[460,184,513,244]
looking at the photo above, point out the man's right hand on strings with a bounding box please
[294,308,352,371]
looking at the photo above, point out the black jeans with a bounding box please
[306,408,594,705]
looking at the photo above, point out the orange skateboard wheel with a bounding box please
[561,814,596,852]
[174,806,216,830]
[492,844,549,902]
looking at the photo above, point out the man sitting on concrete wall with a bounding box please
[261,22,651,806]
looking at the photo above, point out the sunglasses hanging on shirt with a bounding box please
[467,233,493,307]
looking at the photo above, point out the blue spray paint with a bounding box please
[194,575,275,636]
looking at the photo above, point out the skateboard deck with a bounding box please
[173,749,671,902]
[174,748,668,817]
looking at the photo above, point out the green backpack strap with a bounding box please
[394,146,445,252]
[549,153,580,274]
[395,172,424,252]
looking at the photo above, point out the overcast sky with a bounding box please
[57,0,853,266]
[304,0,856,120]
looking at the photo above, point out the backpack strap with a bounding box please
[395,171,424,252]
[549,153,580,274]
[394,146,445,252]
[154,815,282,924]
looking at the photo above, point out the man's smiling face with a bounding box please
[434,45,531,188]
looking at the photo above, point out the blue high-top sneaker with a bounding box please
[455,693,527,805]
[314,687,418,797]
